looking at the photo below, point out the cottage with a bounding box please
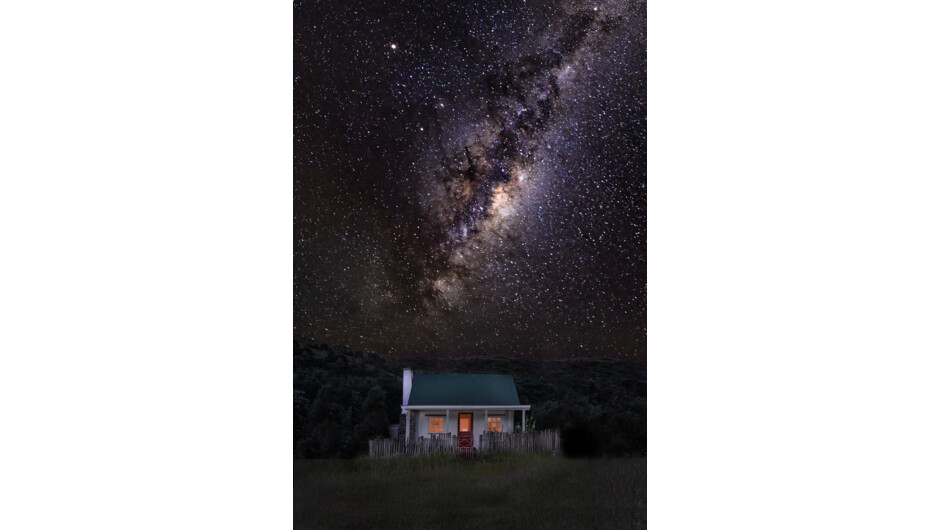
[401,368,531,450]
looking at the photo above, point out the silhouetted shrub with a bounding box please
[561,420,600,458]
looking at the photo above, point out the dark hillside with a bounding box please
[294,337,646,458]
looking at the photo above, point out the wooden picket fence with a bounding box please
[369,429,560,458]
[478,429,560,454]
[368,434,461,458]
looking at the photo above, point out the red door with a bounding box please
[458,413,473,449]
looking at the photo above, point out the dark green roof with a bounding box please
[407,374,521,406]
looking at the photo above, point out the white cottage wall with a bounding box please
[413,409,514,448]
[414,410,450,439]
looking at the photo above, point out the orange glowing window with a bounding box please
[487,417,501,432]
[459,414,472,432]
[429,417,444,433]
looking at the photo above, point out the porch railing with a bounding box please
[368,429,560,458]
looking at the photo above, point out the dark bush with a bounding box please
[561,421,600,458]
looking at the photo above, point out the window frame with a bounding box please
[428,416,444,434]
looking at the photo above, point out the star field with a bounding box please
[294,0,646,360]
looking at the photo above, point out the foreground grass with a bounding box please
[294,453,645,529]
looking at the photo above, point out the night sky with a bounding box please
[294,0,646,360]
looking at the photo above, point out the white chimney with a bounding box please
[401,368,413,414]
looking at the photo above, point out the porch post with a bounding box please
[484,409,488,451]
[405,409,411,442]
[522,409,526,432]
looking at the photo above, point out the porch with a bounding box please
[368,429,560,458]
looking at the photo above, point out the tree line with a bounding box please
[294,338,646,458]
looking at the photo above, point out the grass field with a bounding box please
[294,454,646,529]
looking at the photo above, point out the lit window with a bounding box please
[487,417,501,432]
[429,417,444,433]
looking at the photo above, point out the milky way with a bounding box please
[295,0,646,359]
